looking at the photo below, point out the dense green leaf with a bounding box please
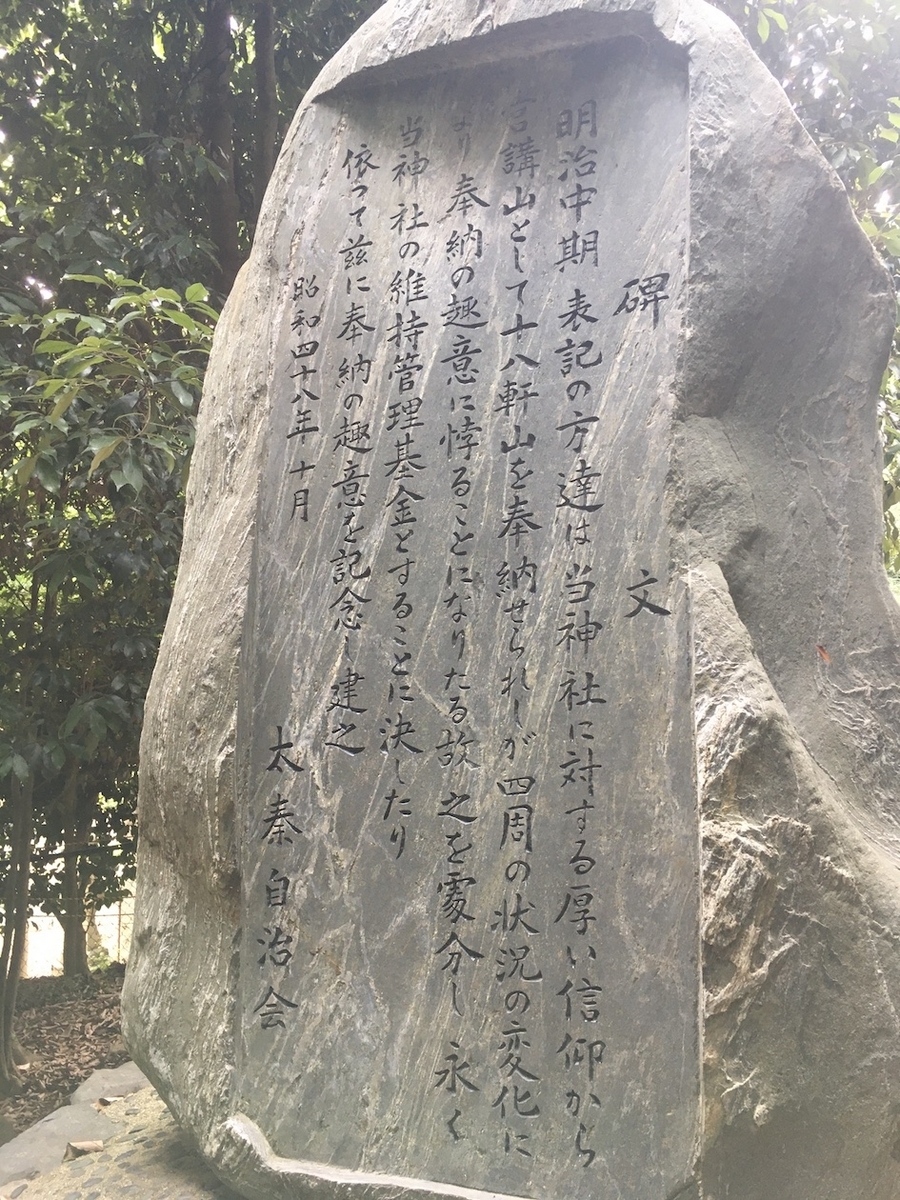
[88,435,126,473]
[765,8,788,33]
[120,450,144,495]
[159,307,199,333]
[168,379,195,409]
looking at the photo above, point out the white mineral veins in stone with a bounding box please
[123,1,900,1198]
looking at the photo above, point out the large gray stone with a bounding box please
[122,1,900,1198]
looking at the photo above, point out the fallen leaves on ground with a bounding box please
[0,969,128,1135]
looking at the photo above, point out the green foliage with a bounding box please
[0,273,214,919]
[87,935,112,974]
[1,274,211,496]
[0,0,382,303]
[0,1,221,299]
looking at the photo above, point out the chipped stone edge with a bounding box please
[218,1113,532,1200]
[217,1110,703,1200]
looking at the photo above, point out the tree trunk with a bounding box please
[59,761,90,978]
[61,870,89,977]
[253,0,278,221]
[0,771,33,1095]
[200,0,242,295]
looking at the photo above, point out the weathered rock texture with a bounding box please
[122,1,900,1198]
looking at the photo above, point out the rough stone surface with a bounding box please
[122,0,900,1198]
[692,564,900,1200]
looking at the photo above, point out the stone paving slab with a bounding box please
[69,1065,149,1107]
[0,1104,118,1190]
[0,1088,243,1200]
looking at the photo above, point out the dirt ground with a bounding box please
[0,968,128,1135]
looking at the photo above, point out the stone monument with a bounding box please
[122,1,900,1197]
